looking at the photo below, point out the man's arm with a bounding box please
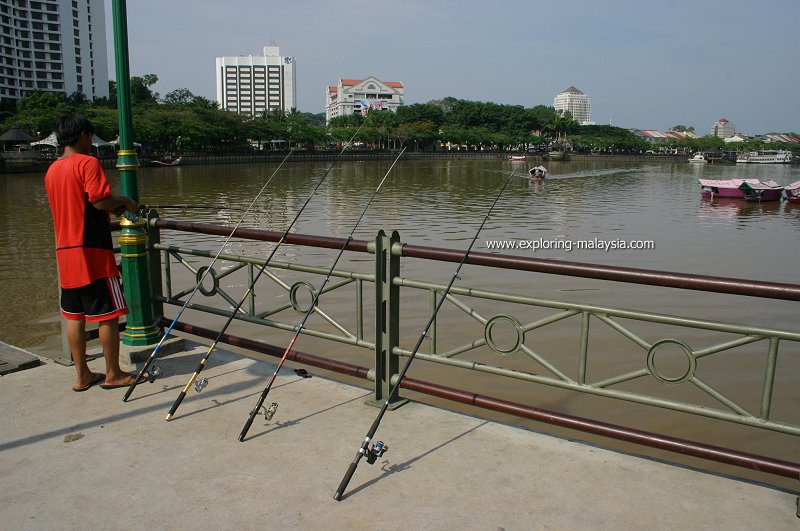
[93,195,138,215]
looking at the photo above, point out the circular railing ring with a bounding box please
[289,281,317,314]
[484,314,525,356]
[646,339,696,385]
[196,266,218,297]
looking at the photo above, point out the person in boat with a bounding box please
[529,165,548,178]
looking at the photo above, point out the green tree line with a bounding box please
[2,75,797,156]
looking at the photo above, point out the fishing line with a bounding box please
[333,167,518,501]
[122,150,295,401]
[238,146,407,441]
[164,123,367,420]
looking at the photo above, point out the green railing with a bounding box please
[147,218,800,438]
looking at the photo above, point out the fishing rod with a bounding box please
[238,146,407,441]
[122,151,295,402]
[145,204,251,211]
[332,168,518,501]
[165,124,366,421]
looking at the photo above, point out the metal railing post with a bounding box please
[372,230,406,408]
[386,230,406,408]
[146,209,163,321]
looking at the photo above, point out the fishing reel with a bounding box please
[366,441,388,465]
[194,377,209,393]
[258,402,278,421]
[146,366,162,383]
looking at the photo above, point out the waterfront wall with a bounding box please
[0,150,710,173]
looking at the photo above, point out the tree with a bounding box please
[163,88,196,105]
[130,74,159,106]
[4,91,75,135]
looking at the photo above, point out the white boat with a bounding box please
[735,150,793,164]
[688,153,707,164]
[528,165,548,179]
[785,180,800,202]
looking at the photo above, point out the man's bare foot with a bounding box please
[73,372,105,392]
[99,373,147,390]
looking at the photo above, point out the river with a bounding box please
[1,156,798,487]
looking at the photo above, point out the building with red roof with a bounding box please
[325,77,405,124]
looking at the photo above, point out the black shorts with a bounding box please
[60,276,128,322]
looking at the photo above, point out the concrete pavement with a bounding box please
[1,339,797,530]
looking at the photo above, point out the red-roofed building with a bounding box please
[325,77,405,124]
[710,118,737,139]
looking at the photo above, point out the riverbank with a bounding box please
[0,151,696,173]
[1,340,797,530]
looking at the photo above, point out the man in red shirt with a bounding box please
[45,115,144,391]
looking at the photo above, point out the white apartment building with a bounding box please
[710,117,736,139]
[325,77,404,124]
[0,0,109,100]
[554,86,592,125]
[216,43,296,118]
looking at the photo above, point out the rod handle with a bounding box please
[165,391,186,421]
[334,460,360,501]
[238,406,260,442]
[122,358,153,402]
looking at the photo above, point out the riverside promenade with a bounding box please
[1,340,797,530]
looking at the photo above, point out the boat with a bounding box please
[509,155,526,161]
[528,165,548,179]
[735,150,793,164]
[784,180,800,202]
[547,150,569,161]
[698,178,784,201]
[688,153,707,164]
[151,156,182,167]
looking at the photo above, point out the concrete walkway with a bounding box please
[1,340,797,530]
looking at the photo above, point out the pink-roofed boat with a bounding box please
[698,178,784,202]
[784,180,800,202]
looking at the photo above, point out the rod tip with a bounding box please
[333,492,342,501]
[165,414,173,421]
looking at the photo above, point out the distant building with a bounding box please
[761,133,800,144]
[554,86,592,125]
[215,42,296,118]
[664,130,700,141]
[0,0,109,101]
[723,134,749,143]
[710,118,736,139]
[632,129,669,143]
[325,77,404,124]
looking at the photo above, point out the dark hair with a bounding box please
[55,114,94,147]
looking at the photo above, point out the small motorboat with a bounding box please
[509,155,526,161]
[528,165,548,179]
[784,180,800,202]
[151,156,182,167]
[688,153,707,164]
[698,178,784,201]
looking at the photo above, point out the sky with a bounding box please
[106,0,799,135]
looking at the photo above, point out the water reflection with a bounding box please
[2,158,798,351]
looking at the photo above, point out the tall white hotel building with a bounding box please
[215,43,296,117]
[0,0,108,100]
[554,86,592,125]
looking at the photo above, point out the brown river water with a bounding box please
[1,157,798,489]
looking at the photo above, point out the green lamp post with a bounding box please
[112,0,161,346]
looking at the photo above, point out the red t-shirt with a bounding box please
[44,154,119,288]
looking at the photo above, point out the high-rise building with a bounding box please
[710,117,736,138]
[554,86,592,125]
[325,77,404,124]
[0,0,109,100]
[215,43,296,118]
